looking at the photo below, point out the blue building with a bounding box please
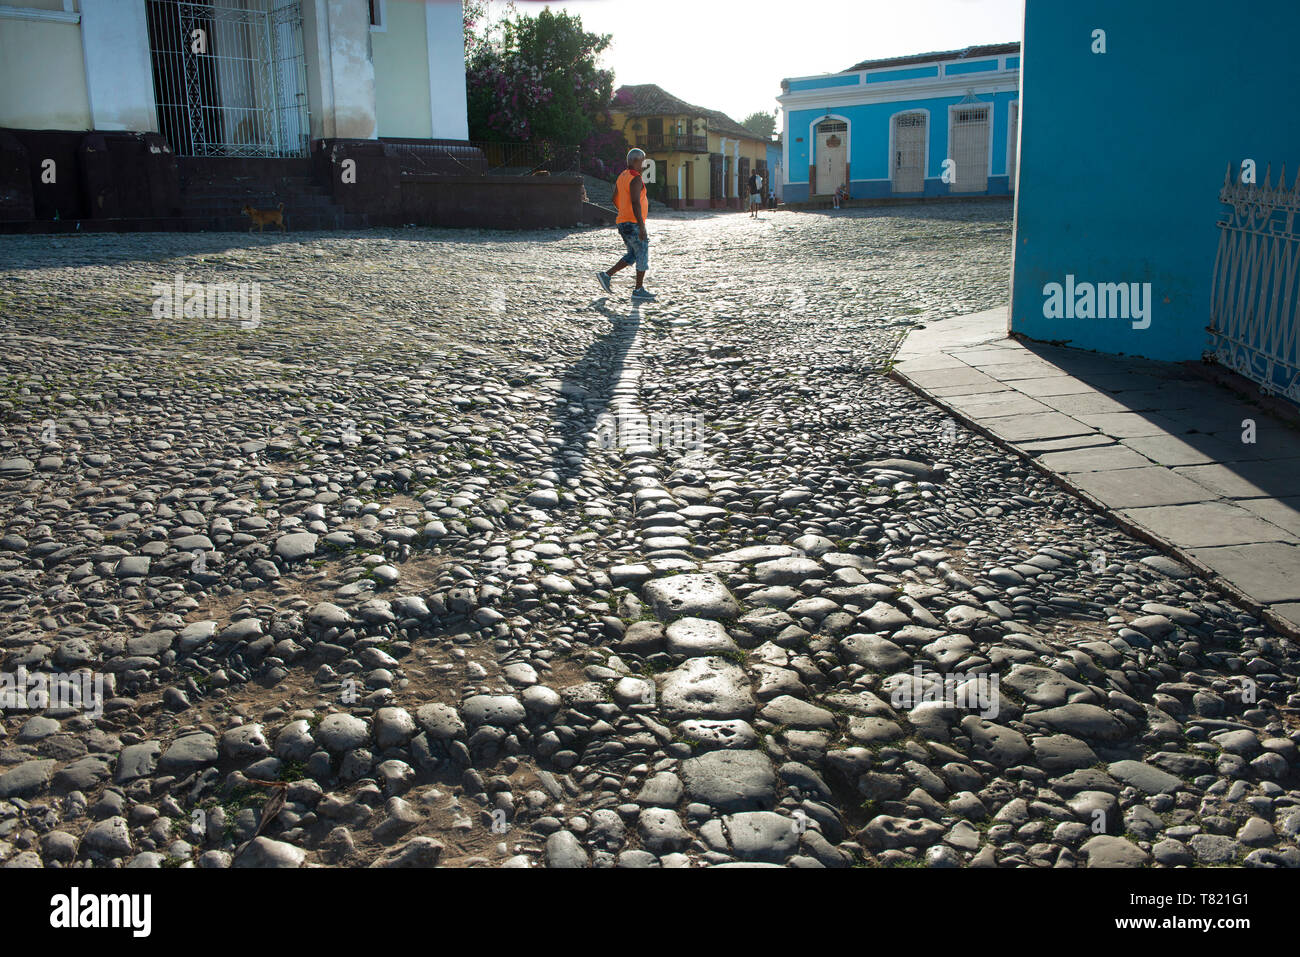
[1010,0,1300,388]
[765,137,783,201]
[776,43,1020,203]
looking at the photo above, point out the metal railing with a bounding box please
[640,133,709,152]
[1208,163,1300,404]
[145,0,310,158]
[386,139,581,177]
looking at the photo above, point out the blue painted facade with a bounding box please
[777,45,1019,203]
[765,140,782,199]
[1010,0,1300,361]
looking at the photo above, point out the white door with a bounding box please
[1007,102,1019,193]
[892,112,926,193]
[950,106,990,193]
[817,121,846,195]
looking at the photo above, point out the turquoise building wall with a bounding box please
[779,50,1019,203]
[1010,0,1300,361]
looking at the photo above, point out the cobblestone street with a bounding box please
[1,201,1298,869]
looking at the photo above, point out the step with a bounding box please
[0,211,370,234]
[181,199,340,215]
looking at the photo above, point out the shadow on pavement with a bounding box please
[546,298,643,485]
[1015,337,1300,506]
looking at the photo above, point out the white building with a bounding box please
[0,0,469,154]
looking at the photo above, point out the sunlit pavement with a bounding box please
[0,202,1297,868]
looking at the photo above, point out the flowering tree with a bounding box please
[464,3,627,177]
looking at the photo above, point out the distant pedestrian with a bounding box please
[596,148,655,301]
[833,183,846,209]
[748,169,763,218]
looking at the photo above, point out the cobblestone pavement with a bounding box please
[0,201,1298,869]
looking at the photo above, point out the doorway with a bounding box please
[892,112,926,193]
[949,105,990,193]
[816,119,847,195]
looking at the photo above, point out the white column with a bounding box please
[719,137,727,197]
[732,139,739,199]
[80,0,156,131]
[303,0,377,140]
[427,0,468,139]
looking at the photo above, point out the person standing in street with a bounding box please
[596,148,655,301]
[748,168,763,218]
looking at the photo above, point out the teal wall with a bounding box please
[1010,0,1300,360]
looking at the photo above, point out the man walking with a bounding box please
[748,168,763,218]
[596,148,655,301]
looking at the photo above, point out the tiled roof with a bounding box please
[841,41,1019,75]
[613,84,766,143]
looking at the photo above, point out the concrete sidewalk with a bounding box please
[892,307,1300,637]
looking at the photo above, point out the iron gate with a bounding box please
[146,0,310,157]
[949,105,990,193]
[1208,164,1300,404]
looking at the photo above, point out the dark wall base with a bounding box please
[1,128,181,221]
[1,129,595,232]
[402,174,586,229]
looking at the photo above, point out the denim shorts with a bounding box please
[617,221,649,271]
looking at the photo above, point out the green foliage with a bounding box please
[466,6,610,142]
[741,111,776,139]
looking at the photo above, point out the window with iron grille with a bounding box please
[146,0,311,158]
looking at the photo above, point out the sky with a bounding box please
[483,0,1024,129]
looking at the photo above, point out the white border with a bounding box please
[369,0,387,33]
[784,54,1014,90]
[779,72,1018,113]
[1006,99,1020,190]
[0,5,79,22]
[808,113,850,193]
[887,108,929,193]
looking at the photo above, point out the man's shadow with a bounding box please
[547,298,644,485]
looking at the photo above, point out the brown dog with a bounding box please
[242,203,286,232]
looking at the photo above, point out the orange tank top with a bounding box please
[615,168,648,224]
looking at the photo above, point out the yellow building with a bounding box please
[611,84,769,209]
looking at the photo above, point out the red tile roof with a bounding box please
[614,84,765,142]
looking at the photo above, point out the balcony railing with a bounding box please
[639,133,709,153]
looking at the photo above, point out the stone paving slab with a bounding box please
[1036,391,1134,416]
[953,392,1055,418]
[1239,496,1300,538]
[1271,603,1300,630]
[1120,434,1238,467]
[1067,467,1216,508]
[1072,411,1188,438]
[893,306,1300,632]
[1021,434,1117,453]
[980,411,1098,442]
[1174,458,1300,499]
[1037,444,1154,473]
[1185,543,1300,604]
[1121,502,1293,548]
[1014,375,1105,397]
